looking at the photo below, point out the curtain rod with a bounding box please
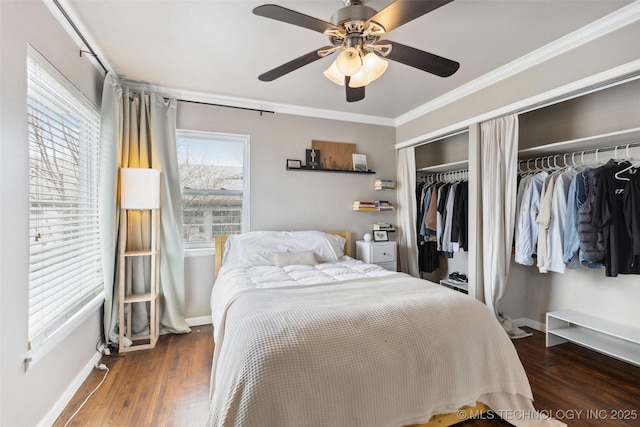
[53,0,108,74]
[176,99,275,115]
[52,1,275,116]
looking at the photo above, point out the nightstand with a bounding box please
[356,240,397,271]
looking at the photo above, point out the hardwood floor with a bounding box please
[54,327,640,427]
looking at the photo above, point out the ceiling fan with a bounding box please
[253,0,460,102]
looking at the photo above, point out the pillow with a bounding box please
[223,231,346,267]
[273,251,318,267]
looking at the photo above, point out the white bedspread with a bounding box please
[208,263,563,427]
[210,256,397,336]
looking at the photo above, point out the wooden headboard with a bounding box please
[214,231,352,279]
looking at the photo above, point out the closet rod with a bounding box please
[421,168,469,183]
[518,140,640,166]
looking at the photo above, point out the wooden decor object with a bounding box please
[311,140,356,170]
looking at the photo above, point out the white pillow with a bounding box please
[223,231,346,267]
[273,251,318,267]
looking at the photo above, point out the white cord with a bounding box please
[63,364,109,427]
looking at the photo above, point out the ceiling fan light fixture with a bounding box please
[362,52,388,82]
[335,47,362,76]
[348,66,370,88]
[323,61,345,86]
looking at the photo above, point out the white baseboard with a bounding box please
[186,316,212,327]
[513,317,546,333]
[38,350,103,427]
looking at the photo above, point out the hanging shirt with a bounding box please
[441,182,458,254]
[536,171,562,273]
[436,183,451,251]
[514,171,547,265]
[546,168,578,273]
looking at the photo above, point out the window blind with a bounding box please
[27,48,104,353]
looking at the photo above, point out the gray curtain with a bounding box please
[99,73,190,347]
[480,114,530,339]
[396,147,419,276]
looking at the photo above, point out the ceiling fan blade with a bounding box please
[368,0,454,34]
[253,4,340,34]
[380,40,459,77]
[258,47,334,82]
[345,77,365,103]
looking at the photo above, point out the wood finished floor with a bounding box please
[55,327,640,427]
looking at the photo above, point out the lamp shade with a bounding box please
[348,66,370,88]
[323,61,345,86]
[120,168,161,209]
[335,47,362,76]
[363,52,388,82]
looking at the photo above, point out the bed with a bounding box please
[207,231,562,427]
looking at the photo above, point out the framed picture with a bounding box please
[287,159,302,169]
[306,149,321,169]
[373,230,389,242]
[352,153,368,172]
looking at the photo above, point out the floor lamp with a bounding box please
[118,168,161,352]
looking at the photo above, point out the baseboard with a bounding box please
[186,316,212,327]
[513,317,546,333]
[38,350,103,427]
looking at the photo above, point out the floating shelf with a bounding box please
[287,166,375,174]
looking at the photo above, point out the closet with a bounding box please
[415,130,476,297]
[511,76,640,365]
[411,75,640,365]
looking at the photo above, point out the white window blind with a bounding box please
[27,47,104,355]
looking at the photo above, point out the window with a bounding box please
[177,130,249,248]
[27,47,103,360]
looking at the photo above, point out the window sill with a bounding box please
[26,293,104,371]
[184,248,215,258]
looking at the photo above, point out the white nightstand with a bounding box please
[356,240,397,271]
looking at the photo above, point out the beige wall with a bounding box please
[177,102,396,319]
[1,1,105,426]
[397,21,640,145]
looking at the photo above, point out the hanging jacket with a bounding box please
[577,163,607,266]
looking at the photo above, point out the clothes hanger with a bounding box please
[614,144,639,181]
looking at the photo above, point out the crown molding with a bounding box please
[394,0,640,127]
[395,59,640,150]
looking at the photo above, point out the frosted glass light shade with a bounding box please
[335,47,362,76]
[120,168,161,209]
[363,52,388,82]
[323,61,345,86]
[348,66,370,88]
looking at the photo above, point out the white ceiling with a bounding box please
[63,0,634,122]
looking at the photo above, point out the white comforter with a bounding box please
[208,260,562,427]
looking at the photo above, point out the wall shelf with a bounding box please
[287,166,375,174]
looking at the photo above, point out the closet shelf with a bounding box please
[417,160,468,173]
[518,127,640,158]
